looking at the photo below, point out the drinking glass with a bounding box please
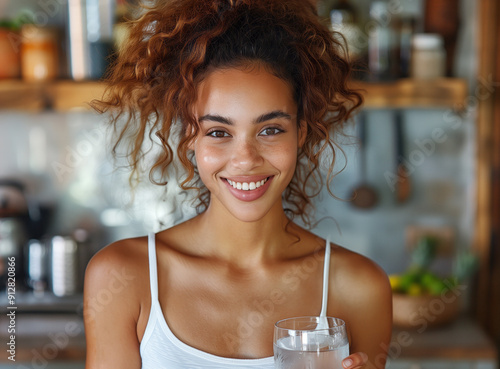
[273,316,349,369]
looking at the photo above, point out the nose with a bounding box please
[230,138,264,171]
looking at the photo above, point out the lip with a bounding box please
[222,175,274,202]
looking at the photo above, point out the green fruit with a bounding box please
[427,279,447,295]
[420,271,439,288]
[399,271,419,293]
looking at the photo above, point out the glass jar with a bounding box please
[0,28,21,78]
[21,25,59,81]
[410,34,446,80]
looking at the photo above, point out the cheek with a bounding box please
[194,144,225,178]
[270,144,298,177]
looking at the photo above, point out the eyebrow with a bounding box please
[198,110,293,125]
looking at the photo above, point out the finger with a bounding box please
[342,352,368,368]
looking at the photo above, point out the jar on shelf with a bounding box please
[0,28,21,78]
[410,33,446,80]
[21,25,59,82]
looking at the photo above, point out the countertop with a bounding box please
[1,313,85,363]
[390,316,498,362]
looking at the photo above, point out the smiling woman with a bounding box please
[84,1,391,369]
[92,0,362,225]
[192,67,302,221]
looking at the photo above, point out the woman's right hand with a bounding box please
[342,352,368,368]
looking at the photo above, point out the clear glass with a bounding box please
[274,316,349,369]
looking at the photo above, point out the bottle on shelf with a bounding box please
[67,0,116,80]
[423,0,459,77]
[395,16,417,79]
[329,0,366,64]
[367,1,399,82]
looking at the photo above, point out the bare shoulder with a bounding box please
[329,244,392,366]
[84,236,149,368]
[86,236,149,269]
[332,245,390,293]
[85,236,149,296]
[84,236,151,323]
[331,244,391,303]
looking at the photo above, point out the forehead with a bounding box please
[194,66,297,118]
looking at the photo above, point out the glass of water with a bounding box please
[273,316,349,369]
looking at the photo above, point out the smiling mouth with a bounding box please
[225,177,270,191]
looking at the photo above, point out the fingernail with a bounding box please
[343,359,353,368]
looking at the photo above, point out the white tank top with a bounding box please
[140,232,331,369]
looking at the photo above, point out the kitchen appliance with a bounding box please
[0,179,39,291]
[50,235,80,297]
[26,239,49,294]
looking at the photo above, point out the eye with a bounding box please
[260,127,284,136]
[207,130,230,138]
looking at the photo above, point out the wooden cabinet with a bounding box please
[474,0,500,350]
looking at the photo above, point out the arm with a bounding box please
[84,242,144,369]
[334,251,393,369]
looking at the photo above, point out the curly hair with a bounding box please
[93,0,362,227]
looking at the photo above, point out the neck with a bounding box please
[192,200,294,267]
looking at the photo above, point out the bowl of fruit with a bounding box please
[389,236,476,330]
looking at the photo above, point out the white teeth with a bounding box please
[226,177,268,191]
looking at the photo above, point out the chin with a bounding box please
[209,195,284,224]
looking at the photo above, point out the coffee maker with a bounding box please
[0,179,41,291]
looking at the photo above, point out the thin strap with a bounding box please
[319,236,331,317]
[147,232,159,301]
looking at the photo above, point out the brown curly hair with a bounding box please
[93,0,362,227]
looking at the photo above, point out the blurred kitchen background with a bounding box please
[0,0,499,368]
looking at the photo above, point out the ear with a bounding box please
[298,120,307,148]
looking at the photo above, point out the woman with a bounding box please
[84,0,392,368]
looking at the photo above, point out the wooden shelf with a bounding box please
[352,78,468,110]
[0,80,106,112]
[0,78,467,112]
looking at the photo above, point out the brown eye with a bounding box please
[260,127,284,136]
[207,130,230,138]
